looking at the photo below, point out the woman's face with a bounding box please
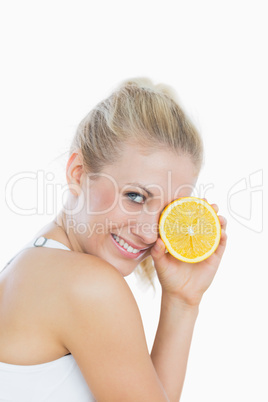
[66,144,198,276]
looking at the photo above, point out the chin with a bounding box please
[106,258,137,277]
[115,263,137,277]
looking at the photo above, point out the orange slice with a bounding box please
[159,197,221,263]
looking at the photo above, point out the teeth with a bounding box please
[112,234,141,254]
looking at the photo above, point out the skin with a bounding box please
[0,142,227,401]
[57,143,227,400]
[55,144,200,277]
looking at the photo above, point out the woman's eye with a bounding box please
[127,192,145,204]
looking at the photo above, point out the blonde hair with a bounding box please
[70,77,203,288]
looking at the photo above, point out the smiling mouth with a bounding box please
[111,233,149,255]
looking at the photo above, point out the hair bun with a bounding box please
[116,76,179,103]
[117,77,154,90]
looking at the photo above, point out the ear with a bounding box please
[66,150,84,196]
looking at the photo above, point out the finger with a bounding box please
[211,203,219,214]
[150,238,170,275]
[215,228,227,259]
[202,198,219,214]
[151,238,166,260]
[218,215,227,231]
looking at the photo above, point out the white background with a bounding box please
[0,1,267,401]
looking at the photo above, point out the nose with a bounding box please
[129,211,160,246]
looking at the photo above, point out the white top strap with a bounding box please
[2,236,71,273]
[32,236,71,251]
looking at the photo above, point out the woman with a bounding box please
[0,78,227,401]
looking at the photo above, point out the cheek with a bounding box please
[87,181,118,214]
[107,207,131,228]
[118,198,143,215]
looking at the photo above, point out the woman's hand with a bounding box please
[151,203,227,307]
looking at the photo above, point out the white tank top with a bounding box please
[0,236,96,401]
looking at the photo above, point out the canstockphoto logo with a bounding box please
[227,169,263,233]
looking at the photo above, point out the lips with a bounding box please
[111,233,149,259]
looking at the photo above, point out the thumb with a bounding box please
[151,238,170,279]
[151,238,167,265]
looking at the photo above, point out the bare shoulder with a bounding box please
[56,252,168,401]
[53,250,140,341]
[58,250,142,339]
[64,251,135,303]
[54,250,131,306]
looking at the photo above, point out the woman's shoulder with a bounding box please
[58,249,126,287]
[4,246,129,327]
[58,250,135,313]
[54,252,158,400]
[19,245,123,289]
[52,251,168,401]
[26,247,128,305]
[44,246,138,322]
[61,251,130,302]
[33,248,134,318]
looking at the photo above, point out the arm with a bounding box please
[150,210,227,401]
[59,255,170,401]
[151,294,198,402]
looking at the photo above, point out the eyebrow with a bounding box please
[125,182,154,198]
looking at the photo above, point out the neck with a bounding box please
[53,209,84,253]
